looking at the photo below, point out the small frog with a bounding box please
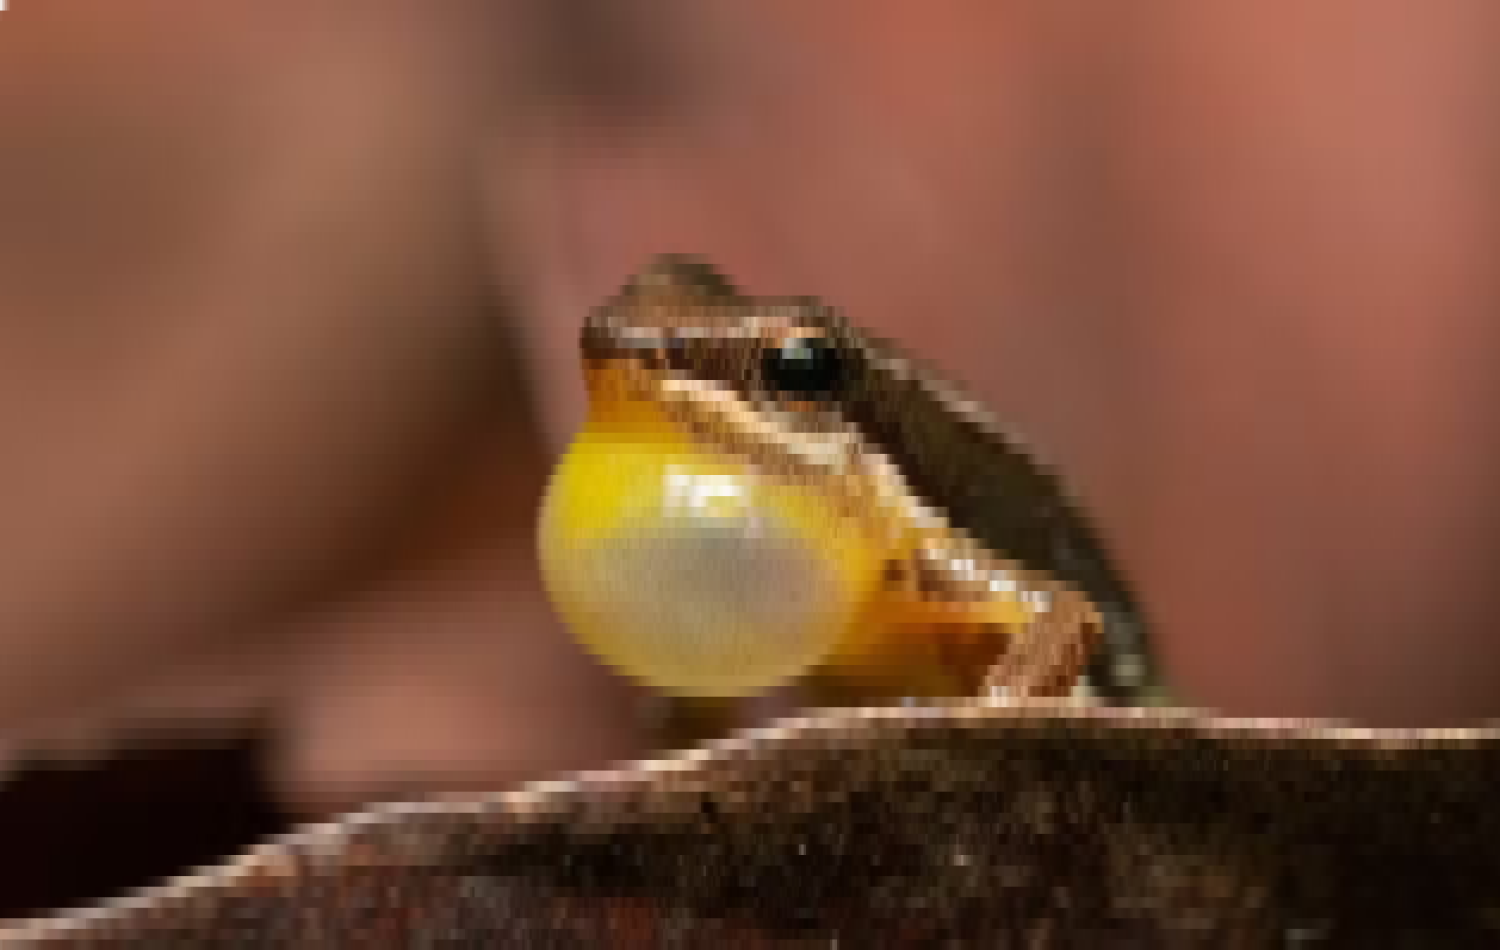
[539,255,1157,734]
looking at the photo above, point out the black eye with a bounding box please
[760,337,846,398]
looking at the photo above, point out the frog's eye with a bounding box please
[760,337,846,400]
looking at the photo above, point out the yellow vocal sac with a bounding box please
[539,400,889,699]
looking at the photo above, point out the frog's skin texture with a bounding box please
[540,255,1156,714]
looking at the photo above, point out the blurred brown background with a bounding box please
[1,0,1499,919]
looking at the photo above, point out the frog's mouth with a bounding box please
[582,350,926,541]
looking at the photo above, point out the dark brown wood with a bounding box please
[9,703,1500,948]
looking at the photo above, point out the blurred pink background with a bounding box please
[1,0,1499,916]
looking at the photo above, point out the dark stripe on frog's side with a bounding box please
[821,318,1159,703]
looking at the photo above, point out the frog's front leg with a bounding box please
[804,541,1101,707]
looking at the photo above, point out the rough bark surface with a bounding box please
[3,703,1498,948]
